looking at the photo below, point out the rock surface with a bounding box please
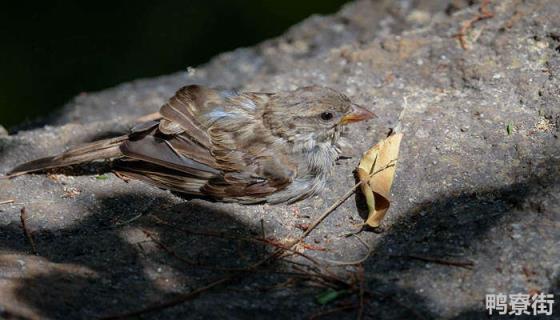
[1,0,559,319]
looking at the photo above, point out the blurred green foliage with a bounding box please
[0,0,348,128]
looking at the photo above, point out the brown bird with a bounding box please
[8,85,374,204]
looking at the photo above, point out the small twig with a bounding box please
[453,0,494,50]
[19,208,38,255]
[112,171,131,183]
[298,185,361,242]
[301,243,328,251]
[392,254,474,269]
[0,199,15,205]
[114,213,143,226]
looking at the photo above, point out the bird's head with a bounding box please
[263,86,375,150]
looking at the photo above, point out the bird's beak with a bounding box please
[340,104,376,125]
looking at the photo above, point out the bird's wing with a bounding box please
[115,85,296,201]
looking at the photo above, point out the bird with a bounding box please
[7,85,375,204]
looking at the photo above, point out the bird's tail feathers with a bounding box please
[7,135,128,176]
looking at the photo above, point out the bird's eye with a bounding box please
[320,112,334,121]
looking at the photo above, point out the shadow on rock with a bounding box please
[1,193,265,319]
[360,157,560,317]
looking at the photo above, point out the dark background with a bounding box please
[0,0,349,129]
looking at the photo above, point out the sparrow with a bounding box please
[8,85,374,204]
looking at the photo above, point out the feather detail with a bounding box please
[114,161,206,194]
[159,85,213,149]
[120,136,219,178]
[158,119,184,135]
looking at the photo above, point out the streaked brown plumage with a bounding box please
[8,85,374,204]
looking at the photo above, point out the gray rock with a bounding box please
[1,0,559,319]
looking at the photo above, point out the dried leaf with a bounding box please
[357,133,403,228]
